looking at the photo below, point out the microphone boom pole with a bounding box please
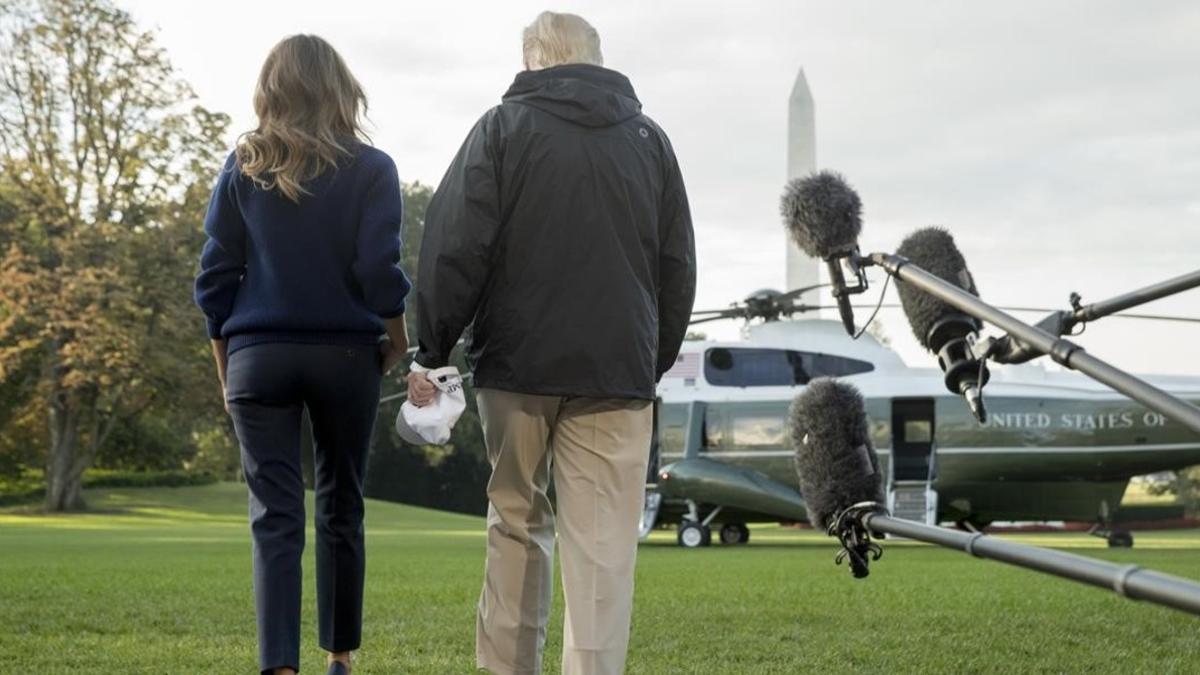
[831,504,1200,617]
[1067,268,1200,329]
[863,251,1200,436]
[794,378,1200,618]
[996,269,1200,364]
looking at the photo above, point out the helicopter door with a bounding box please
[891,399,935,480]
[889,399,938,524]
[646,398,662,484]
[641,399,664,539]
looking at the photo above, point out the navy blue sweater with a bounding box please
[194,145,411,354]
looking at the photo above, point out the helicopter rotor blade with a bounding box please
[834,303,1200,324]
[689,307,749,324]
[1105,313,1200,324]
[689,300,1198,326]
[777,283,831,303]
[689,313,744,326]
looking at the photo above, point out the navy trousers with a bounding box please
[225,342,381,674]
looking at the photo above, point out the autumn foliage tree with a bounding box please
[0,0,230,510]
[0,1,497,516]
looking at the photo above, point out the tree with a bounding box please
[0,0,229,510]
[1148,466,1200,517]
[378,180,433,434]
[865,319,892,348]
[364,180,493,515]
[399,181,432,338]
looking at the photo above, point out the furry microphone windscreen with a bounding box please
[894,226,982,351]
[780,171,863,259]
[790,378,885,530]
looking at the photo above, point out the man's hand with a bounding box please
[407,371,437,407]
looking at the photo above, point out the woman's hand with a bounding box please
[210,339,230,413]
[407,371,437,407]
[380,340,405,374]
[380,315,409,374]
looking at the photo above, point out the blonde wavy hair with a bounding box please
[236,35,369,202]
[522,11,603,70]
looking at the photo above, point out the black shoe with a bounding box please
[327,662,349,675]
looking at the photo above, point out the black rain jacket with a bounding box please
[414,64,696,400]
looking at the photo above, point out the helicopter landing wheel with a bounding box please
[954,517,992,533]
[719,522,750,545]
[677,520,711,548]
[1107,529,1134,548]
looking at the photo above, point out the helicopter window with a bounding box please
[704,348,872,387]
[903,420,932,443]
[812,353,875,378]
[703,407,726,449]
[728,403,788,447]
[657,404,689,457]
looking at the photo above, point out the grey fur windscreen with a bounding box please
[894,226,981,350]
[790,378,885,530]
[780,171,862,259]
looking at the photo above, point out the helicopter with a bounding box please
[641,285,1200,549]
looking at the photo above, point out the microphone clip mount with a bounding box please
[827,501,885,579]
[827,247,869,295]
[825,247,870,336]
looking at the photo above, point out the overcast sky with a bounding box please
[121,0,1200,375]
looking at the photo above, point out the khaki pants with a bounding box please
[474,389,653,675]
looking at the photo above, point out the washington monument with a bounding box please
[786,68,819,293]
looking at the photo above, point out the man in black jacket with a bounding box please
[409,11,696,675]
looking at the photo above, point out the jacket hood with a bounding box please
[502,64,642,128]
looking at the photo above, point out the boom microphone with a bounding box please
[894,227,990,422]
[790,378,885,577]
[791,379,1200,616]
[781,171,864,335]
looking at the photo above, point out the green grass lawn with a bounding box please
[2,483,1198,674]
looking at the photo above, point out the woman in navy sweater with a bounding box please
[194,34,409,675]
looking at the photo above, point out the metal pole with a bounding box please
[865,252,1200,435]
[863,514,1200,617]
[1070,269,1200,326]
